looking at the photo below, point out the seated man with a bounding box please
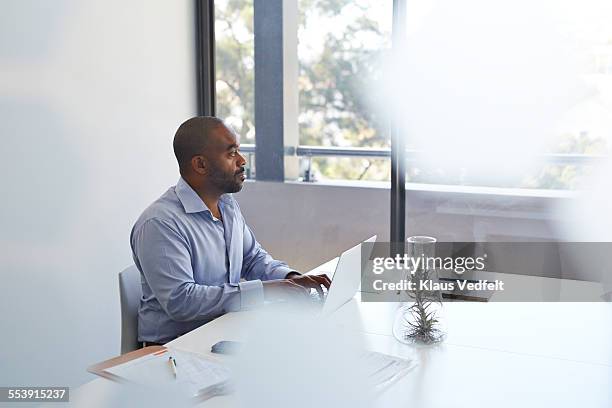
[131,116,330,345]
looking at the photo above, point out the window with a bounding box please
[298,0,392,182]
[213,0,612,190]
[215,0,255,143]
[392,0,611,190]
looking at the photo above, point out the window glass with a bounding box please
[392,0,612,189]
[298,0,392,181]
[215,0,255,143]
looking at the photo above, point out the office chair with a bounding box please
[118,265,142,354]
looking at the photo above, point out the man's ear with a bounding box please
[191,155,207,175]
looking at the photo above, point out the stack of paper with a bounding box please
[104,348,231,399]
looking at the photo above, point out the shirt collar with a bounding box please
[175,177,232,215]
[175,177,209,214]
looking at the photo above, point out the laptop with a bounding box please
[318,235,377,316]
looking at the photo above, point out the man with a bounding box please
[131,116,330,345]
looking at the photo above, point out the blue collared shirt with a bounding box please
[130,177,292,343]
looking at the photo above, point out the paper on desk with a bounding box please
[105,348,231,398]
[361,351,417,392]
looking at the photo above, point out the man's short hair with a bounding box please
[173,116,225,172]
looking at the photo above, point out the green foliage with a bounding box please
[298,0,391,181]
[215,0,255,141]
[216,0,391,181]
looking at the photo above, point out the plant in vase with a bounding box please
[399,268,444,344]
[393,236,445,345]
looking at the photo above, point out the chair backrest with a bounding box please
[118,265,142,354]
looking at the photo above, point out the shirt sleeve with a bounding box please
[241,223,293,281]
[132,218,263,322]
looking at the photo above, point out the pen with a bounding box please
[168,356,178,378]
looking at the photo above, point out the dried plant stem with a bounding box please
[401,268,443,344]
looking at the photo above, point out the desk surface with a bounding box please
[168,303,612,408]
[74,258,612,407]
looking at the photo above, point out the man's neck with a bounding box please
[200,194,222,219]
[198,186,224,219]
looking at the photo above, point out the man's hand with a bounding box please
[262,274,331,302]
[287,274,331,299]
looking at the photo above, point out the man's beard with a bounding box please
[209,168,244,193]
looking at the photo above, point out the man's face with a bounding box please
[204,125,247,193]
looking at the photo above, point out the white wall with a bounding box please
[0,0,196,387]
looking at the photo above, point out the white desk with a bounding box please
[164,300,612,407]
[72,258,612,407]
